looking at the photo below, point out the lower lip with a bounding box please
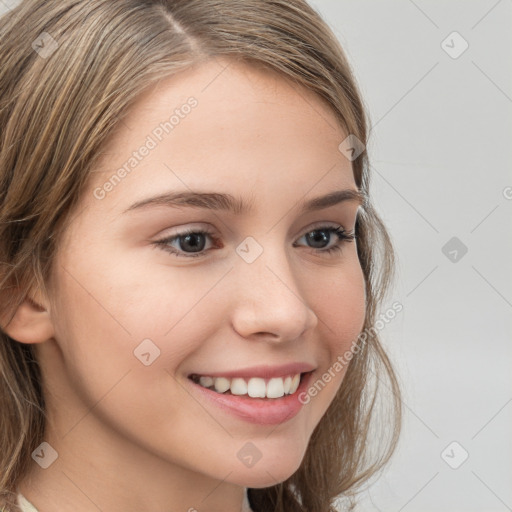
[187,372,314,425]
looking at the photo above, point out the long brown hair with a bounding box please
[0,1,401,510]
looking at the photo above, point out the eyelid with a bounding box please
[298,220,348,233]
[155,220,349,243]
[154,223,215,239]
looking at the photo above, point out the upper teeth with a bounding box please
[196,374,302,398]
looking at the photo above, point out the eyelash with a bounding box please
[153,225,356,259]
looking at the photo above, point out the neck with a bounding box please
[19,411,247,512]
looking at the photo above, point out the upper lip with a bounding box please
[188,362,316,380]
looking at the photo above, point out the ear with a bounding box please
[1,289,54,344]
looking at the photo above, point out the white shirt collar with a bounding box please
[18,490,254,512]
[17,492,38,512]
[242,487,254,512]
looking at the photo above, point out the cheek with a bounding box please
[48,264,212,455]
[49,248,225,405]
[299,258,366,416]
[50,271,190,376]
[312,258,366,352]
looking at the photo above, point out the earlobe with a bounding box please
[1,294,54,344]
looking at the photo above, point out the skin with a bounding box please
[7,57,366,512]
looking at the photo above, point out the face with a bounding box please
[41,57,366,490]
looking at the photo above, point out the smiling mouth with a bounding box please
[188,372,311,399]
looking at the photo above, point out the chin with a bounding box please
[228,455,304,489]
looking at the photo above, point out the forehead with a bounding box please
[85,57,355,213]
[121,57,338,124]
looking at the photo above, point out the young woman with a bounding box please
[0,1,401,511]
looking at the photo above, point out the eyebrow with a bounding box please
[123,188,366,215]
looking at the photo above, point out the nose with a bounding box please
[228,245,318,343]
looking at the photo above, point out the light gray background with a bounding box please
[306,1,512,511]
[1,1,511,511]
